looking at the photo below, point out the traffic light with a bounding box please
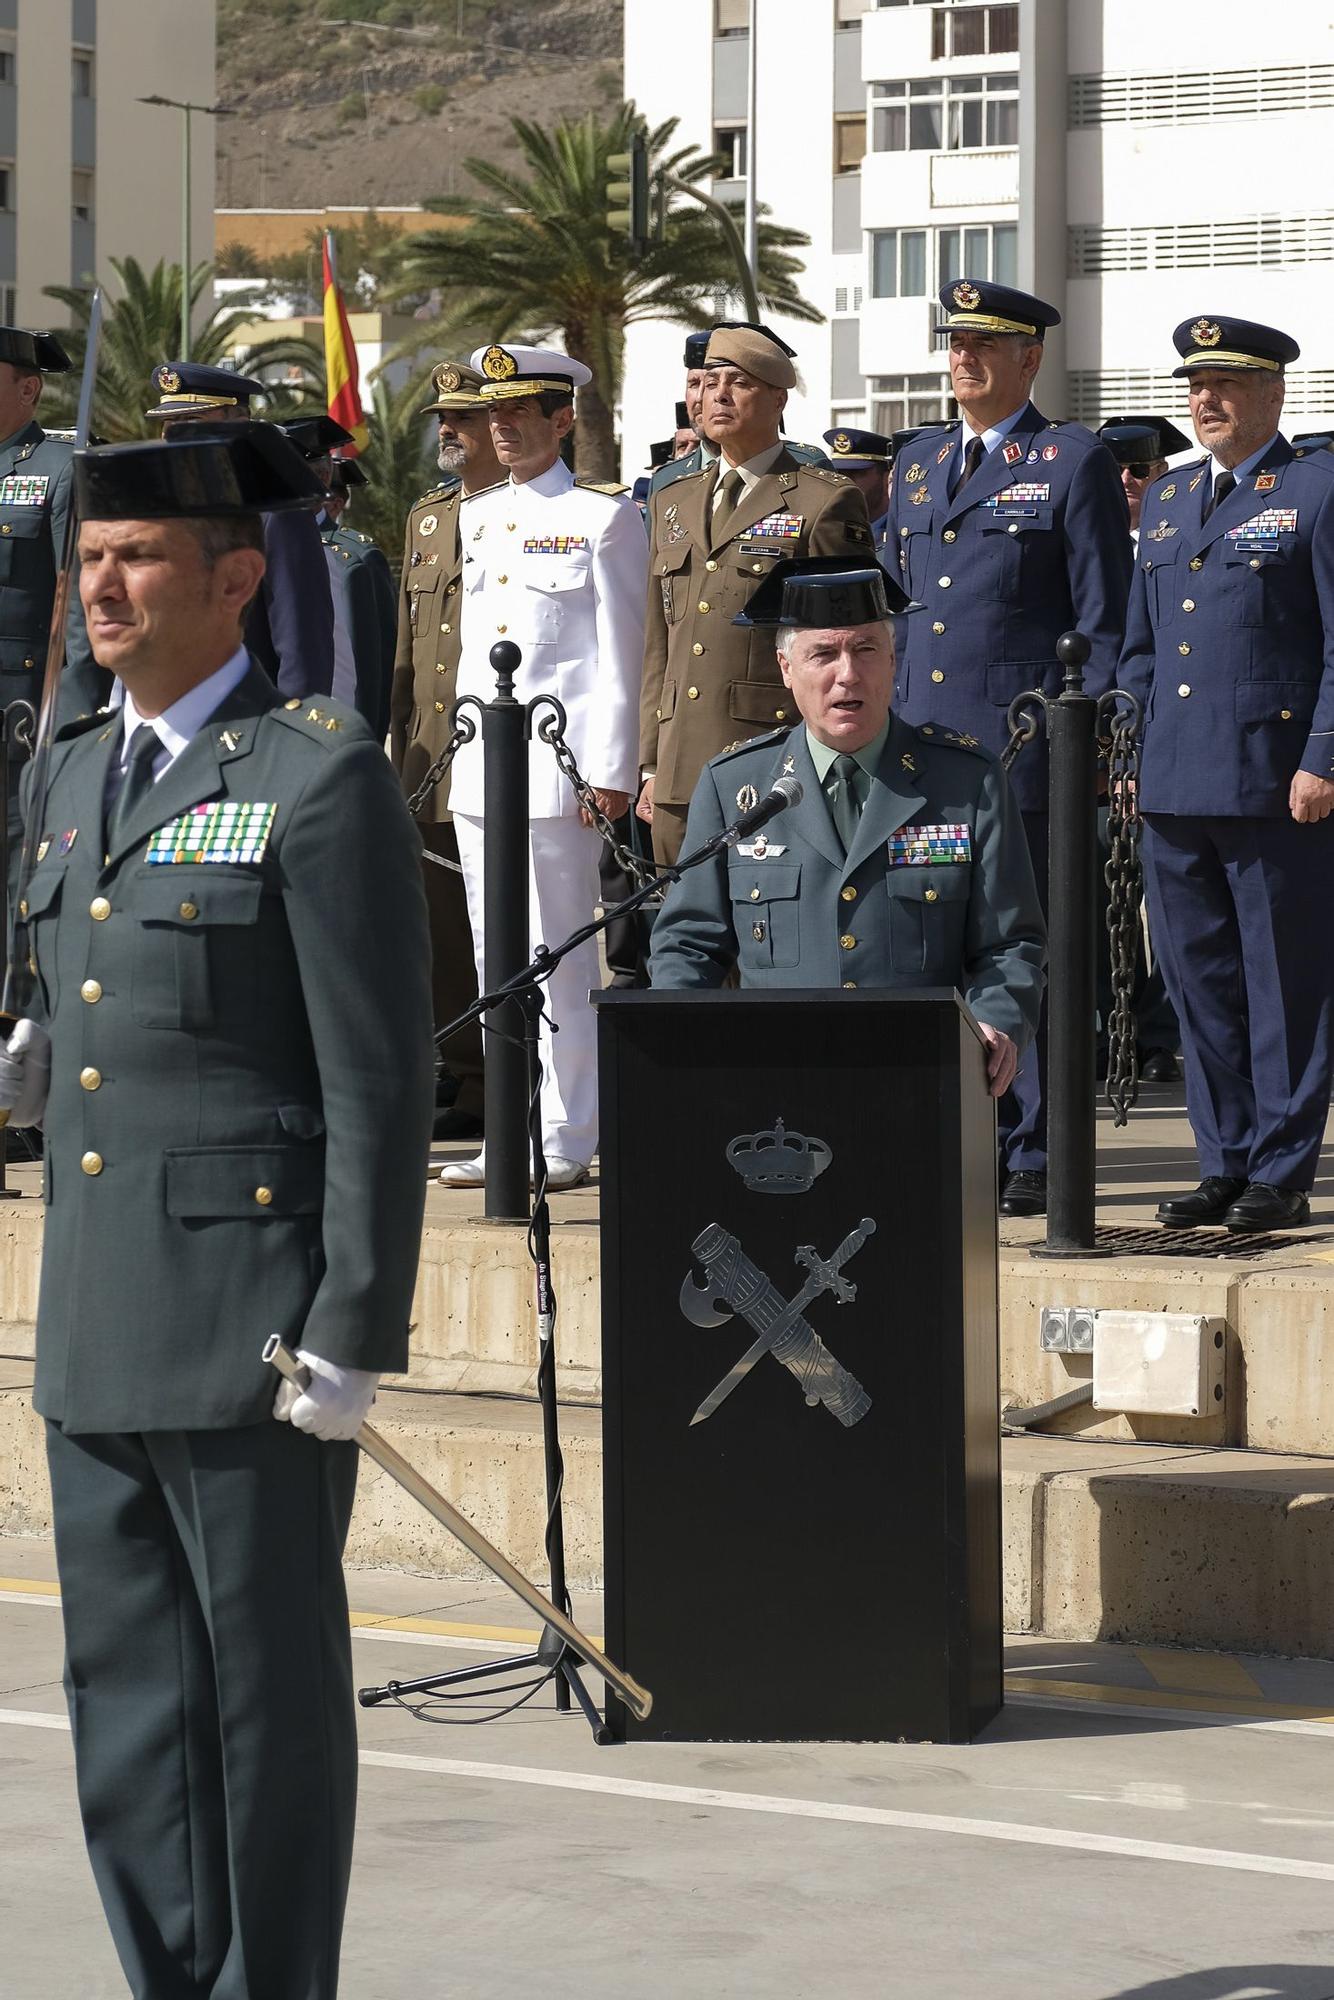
[606,131,651,252]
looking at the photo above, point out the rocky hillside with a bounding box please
[216,0,623,211]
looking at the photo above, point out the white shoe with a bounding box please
[437,1158,485,1187]
[544,1157,591,1191]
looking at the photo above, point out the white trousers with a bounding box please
[454,813,603,1168]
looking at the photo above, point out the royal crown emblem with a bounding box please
[481,344,518,382]
[435,363,461,395]
[726,1118,832,1197]
[952,282,981,311]
[833,432,852,454]
[157,366,181,393]
[1191,319,1222,348]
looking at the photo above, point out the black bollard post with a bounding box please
[482,641,530,1222]
[1044,632,1099,1253]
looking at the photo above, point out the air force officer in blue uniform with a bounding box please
[884,281,1132,1214]
[1118,316,1334,1232]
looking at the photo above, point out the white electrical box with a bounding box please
[1092,1311,1226,1417]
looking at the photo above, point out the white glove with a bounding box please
[0,1019,51,1127]
[272,1348,379,1441]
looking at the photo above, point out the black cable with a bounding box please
[384,1667,557,1726]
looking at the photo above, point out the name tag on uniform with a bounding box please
[146,801,277,865]
[746,511,803,540]
[522,535,588,554]
[888,823,971,866]
[0,474,49,505]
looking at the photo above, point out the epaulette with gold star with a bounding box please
[710,725,791,766]
[916,721,991,757]
[575,477,629,495]
[416,480,458,507]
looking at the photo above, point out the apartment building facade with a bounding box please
[2,0,215,329]
[622,0,1334,469]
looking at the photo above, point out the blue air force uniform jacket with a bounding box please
[247,508,335,700]
[649,716,1046,1051]
[1117,437,1334,815]
[24,666,434,1434]
[885,404,1132,812]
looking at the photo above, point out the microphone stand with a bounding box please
[359,803,794,1739]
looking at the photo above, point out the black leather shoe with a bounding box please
[433,1107,484,1141]
[1156,1176,1247,1226]
[1000,1170,1047,1217]
[1224,1183,1311,1232]
[1139,1048,1181,1083]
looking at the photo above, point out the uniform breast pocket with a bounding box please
[1220,545,1287,629]
[125,866,264,1030]
[978,505,1054,588]
[655,546,689,622]
[885,864,970,974]
[408,567,441,634]
[20,858,67,1014]
[0,507,46,584]
[730,862,801,970]
[1147,553,1183,625]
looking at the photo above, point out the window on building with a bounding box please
[72,170,93,223]
[835,113,867,172]
[871,73,1018,151]
[713,125,748,178]
[0,47,15,86]
[870,229,928,298]
[715,0,748,33]
[0,163,14,212]
[72,50,93,98]
[937,221,1016,287]
[836,0,872,18]
[834,285,866,312]
[0,285,15,324]
[869,372,954,434]
[932,5,1018,58]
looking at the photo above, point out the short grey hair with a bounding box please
[774,619,895,660]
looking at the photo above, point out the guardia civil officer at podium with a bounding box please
[649,557,1046,1097]
[0,425,433,1996]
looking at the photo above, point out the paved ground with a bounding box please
[4,1537,1334,1999]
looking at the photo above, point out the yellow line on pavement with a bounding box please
[0,1577,58,1597]
[1006,1675,1334,1724]
[1135,1647,1265,1700]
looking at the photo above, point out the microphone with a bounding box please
[674,774,804,874]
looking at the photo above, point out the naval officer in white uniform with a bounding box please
[440,343,647,1188]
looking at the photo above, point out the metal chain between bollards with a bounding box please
[1099,693,1145,1128]
[404,714,476,819]
[535,711,662,894]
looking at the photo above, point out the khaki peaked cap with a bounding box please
[704,326,797,390]
[419,361,488,413]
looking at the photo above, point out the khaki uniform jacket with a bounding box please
[390,479,462,821]
[639,450,874,807]
[26,666,434,1434]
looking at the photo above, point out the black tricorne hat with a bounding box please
[329,455,367,489]
[683,332,710,369]
[74,425,326,520]
[734,556,911,628]
[277,413,354,459]
[0,328,71,373]
[1097,415,1192,464]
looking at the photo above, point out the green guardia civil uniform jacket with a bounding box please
[0,419,100,725]
[24,663,434,1434]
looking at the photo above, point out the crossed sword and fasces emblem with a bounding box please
[680,1219,875,1428]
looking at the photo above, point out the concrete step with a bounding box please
[4,1363,1332,1659]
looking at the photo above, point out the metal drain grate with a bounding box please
[1084,1223,1325,1259]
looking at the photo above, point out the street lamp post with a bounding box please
[137,95,234,361]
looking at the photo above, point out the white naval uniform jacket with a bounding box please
[449,459,648,820]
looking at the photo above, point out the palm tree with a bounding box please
[392,102,821,480]
[41,256,325,441]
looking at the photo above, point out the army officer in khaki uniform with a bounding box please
[390,360,503,1138]
[0,425,434,1997]
[637,324,875,865]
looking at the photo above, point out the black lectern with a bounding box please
[596,990,1001,1743]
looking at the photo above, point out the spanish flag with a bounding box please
[322,232,369,454]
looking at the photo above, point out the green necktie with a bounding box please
[108,725,162,849]
[712,466,744,538]
[828,752,864,852]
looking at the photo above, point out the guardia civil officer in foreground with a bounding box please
[147,360,335,699]
[650,557,1046,1090]
[638,323,874,866]
[391,359,502,1141]
[0,326,98,748]
[1118,316,1334,1232]
[0,424,433,1995]
[884,280,1132,1215]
